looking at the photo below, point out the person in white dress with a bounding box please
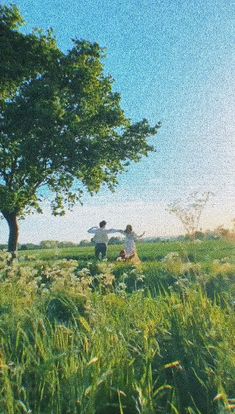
[117,225,145,261]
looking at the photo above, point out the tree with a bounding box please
[19,243,39,250]
[0,4,59,103]
[214,225,230,239]
[0,5,160,256]
[58,241,77,248]
[109,236,122,245]
[167,191,213,239]
[79,240,92,247]
[40,240,60,249]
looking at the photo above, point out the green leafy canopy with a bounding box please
[0,4,160,218]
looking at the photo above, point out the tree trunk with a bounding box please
[2,211,19,257]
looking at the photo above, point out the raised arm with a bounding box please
[139,232,145,238]
[87,226,98,234]
[134,231,145,239]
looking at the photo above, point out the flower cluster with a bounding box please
[0,256,144,297]
[212,258,233,276]
[161,252,181,263]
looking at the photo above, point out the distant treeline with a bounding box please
[0,228,231,251]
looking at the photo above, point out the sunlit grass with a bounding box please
[0,239,234,413]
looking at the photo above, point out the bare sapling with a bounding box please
[167,191,214,239]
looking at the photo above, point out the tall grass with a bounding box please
[0,240,234,413]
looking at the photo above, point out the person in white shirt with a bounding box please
[88,220,120,259]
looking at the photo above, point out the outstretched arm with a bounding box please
[88,226,98,234]
[106,228,124,234]
[134,231,145,239]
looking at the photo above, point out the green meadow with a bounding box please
[18,239,234,263]
[0,239,234,414]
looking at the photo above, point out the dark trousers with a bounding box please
[95,243,107,259]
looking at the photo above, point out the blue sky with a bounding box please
[1,0,234,243]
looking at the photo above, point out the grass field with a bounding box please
[0,239,234,413]
[18,239,235,263]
